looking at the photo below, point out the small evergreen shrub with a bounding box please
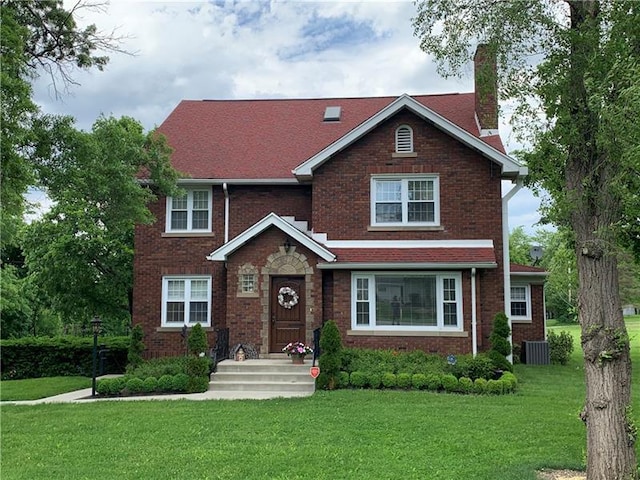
[126,377,145,394]
[350,371,367,388]
[411,373,428,390]
[96,379,111,396]
[425,373,442,391]
[486,379,503,395]
[318,320,343,390]
[381,372,397,388]
[187,376,209,393]
[488,312,513,372]
[185,356,210,378]
[187,323,208,356]
[397,373,412,389]
[458,377,474,394]
[449,354,495,380]
[337,371,350,389]
[367,373,382,389]
[127,325,145,371]
[500,372,518,393]
[109,377,127,395]
[171,373,189,392]
[547,330,574,365]
[473,377,488,394]
[158,374,174,392]
[142,376,159,393]
[441,374,459,393]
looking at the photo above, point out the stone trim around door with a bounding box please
[260,246,314,355]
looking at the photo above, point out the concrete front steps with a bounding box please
[209,359,316,398]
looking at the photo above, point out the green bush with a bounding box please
[350,371,367,388]
[129,356,188,379]
[337,371,350,389]
[488,349,513,373]
[367,373,382,389]
[187,376,209,393]
[397,373,412,389]
[142,377,159,393]
[127,325,145,371]
[458,377,474,394]
[411,373,428,390]
[126,377,145,394]
[547,330,574,365]
[473,377,488,394]
[158,374,174,392]
[185,356,210,378]
[486,379,503,395]
[172,373,189,392]
[381,372,397,388]
[109,377,127,395]
[425,373,442,391]
[318,320,342,390]
[441,374,459,393]
[500,372,518,393]
[449,354,495,380]
[488,312,513,372]
[0,336,129,379]
[96,379,111,395]
[187,324,208,356]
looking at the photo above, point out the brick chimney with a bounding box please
[474,44,498,134]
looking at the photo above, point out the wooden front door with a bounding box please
[270,276,305,353]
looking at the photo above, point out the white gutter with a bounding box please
[502,179,524,363]
[223,182,229,243]
[471,267,477,357]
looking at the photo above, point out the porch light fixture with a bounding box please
[91,316,102,397]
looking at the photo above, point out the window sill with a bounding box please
[347,329,468,338]
[511,319,532,324]
[237,292,259,298]
[162,232,215,238]
[391,152,417,158]
[156,326,214,332]
[368,225,444,232]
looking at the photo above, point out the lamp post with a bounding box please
[91,316,102,397]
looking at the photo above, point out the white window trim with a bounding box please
[370,174,440,227]
[351,271,463,332]
[395,124,414,153]
[510,284,531,321]
[165,188,213,233]
[161,276,212,327]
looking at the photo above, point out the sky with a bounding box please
[32,0,547,235]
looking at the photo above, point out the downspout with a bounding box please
[471,268,477,357]
[223,182,229,244]
[502,178,523,362]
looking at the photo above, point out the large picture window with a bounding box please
[162,276,212,327]
[166,188,212,232]
[371,176,439,226]
[351,272,462,330]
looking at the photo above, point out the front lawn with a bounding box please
[1,317,638,479]
[0,376,91,401]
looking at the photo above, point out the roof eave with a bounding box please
[317,262,498,270]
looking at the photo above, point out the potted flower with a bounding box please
[282,341,313,364]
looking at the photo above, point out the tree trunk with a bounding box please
[567,2,638,478]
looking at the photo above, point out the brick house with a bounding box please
[133,46,546,359]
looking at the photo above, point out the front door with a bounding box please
[270,276,305,353]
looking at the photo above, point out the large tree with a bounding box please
[413,1,638,478]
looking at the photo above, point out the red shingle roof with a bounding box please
[510,263,547,273]
[156,93,505,180]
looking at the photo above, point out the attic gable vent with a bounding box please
[323,106,341,122]
[395,125,413,153]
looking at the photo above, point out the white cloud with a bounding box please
[32,0,542,231]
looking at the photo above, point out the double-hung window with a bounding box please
[510,285,531,320]
[351,272,462,330]
[371,176,439,226]
[166,188,212,232]
[162,276,212,327]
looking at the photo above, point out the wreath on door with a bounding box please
[278,286,299,309]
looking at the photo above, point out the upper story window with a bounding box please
[166,188,212,232]
[395,125,413,153]
[510,284,531,321]
[371,175,440,227]
[162,276,212,327]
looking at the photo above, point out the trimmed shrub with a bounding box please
[158,374,174,392]
[126,377,145,394]
[337,371,350,389]
[458,377,474,394]
[96,379,112,396]
[187,376,210,393]
[172,373,189,392]
[449,354,495,380]
[187,324,208,356]
[488,312,513,372]
[110,377,127,395]
[488,349,513,374]
[185,356,210,378]
[381,372,397,388]
[473,377,488,394]
[500,372,518,393]
[441,374,459,393]
[397,373,412,389]
[142,376,159,393]
[127,325,145,371]
[547,330,574,365]
[318,320,342,390]
[486,379,503,395]
[411,373,428,390]
[367,373,382,389]
[425,373,442,391]
[350,371,367,388]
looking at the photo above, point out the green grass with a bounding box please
[0,376,91,401]
[1,317,638,479]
